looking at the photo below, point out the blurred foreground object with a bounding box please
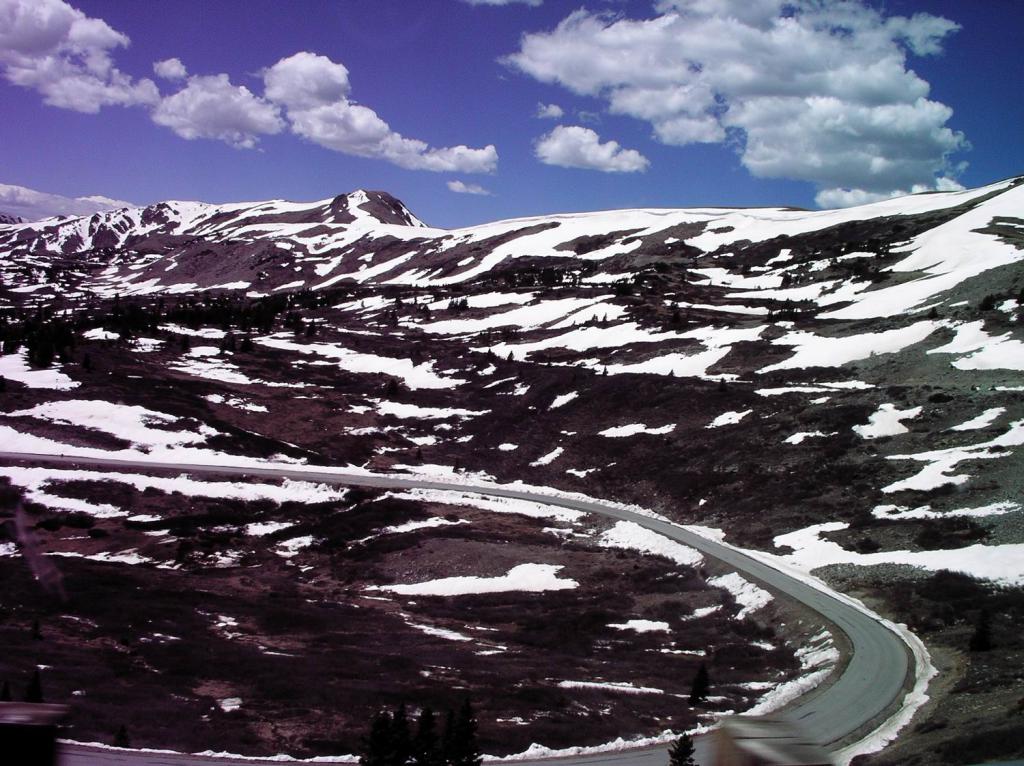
[0,702,68,766]
[714,715,833,766]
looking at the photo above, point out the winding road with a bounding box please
[0,452,915,766]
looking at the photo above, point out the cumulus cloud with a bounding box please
[816,176,965,209]
[448,180,493,195]
[535,125,649,172]
[152,74,284,148]
[0,3,497,168]
[153,57,186,81]
[507,0,967,202]
[263,50,349,110]
[0,182,132,220]
[536,102,564,119]
[264,51,497,173]
[0,0,158,112]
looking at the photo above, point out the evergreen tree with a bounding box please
[25,669,43,703]
[448,700,482,766]
[31,619,42,640]
[440,708,456,766]
[412,707,440,766]
[391,703,412,766]
[0,680,11,701]
[689,663,709,705]
[360,710,394,766]
[969,609,993,652]
[114,725,131,748]
[667,733,697,766]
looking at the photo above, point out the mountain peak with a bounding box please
[328,189,425,228]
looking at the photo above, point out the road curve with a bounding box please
[0,452,912,765]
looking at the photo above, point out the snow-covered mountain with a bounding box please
[0,211,22,225]
[1,175,1023,764]
[2,178,1021,312]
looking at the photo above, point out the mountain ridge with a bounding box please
[1,176,1021,312]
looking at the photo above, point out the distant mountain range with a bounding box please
[1,177,1021,310]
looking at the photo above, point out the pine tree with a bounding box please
[25,669,43,703]
[360,711,394,766]
[448,700,482,766]
[114,725,131,747]
[440,709,456,766]
[0,680,11,701]
[667,733,697,766]
[689,663,709,704]
[391,703,412,766]
[31,619,42,640]
[412,707,440,766]
[969,609,993,652]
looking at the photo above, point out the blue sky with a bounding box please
[0,0,1021,228]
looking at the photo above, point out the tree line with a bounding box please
[359,700,481,766]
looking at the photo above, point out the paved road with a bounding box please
[0,452,912,765]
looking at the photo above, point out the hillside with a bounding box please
[1,177,1023,764]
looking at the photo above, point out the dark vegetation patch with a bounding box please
[0,480,808,757]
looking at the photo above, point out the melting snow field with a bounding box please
[743,631,839,717]
[883,419,1024,493]
[8,400,219,449]
[853,404,922,439]
[0,352,79,390]
[760,322,938,373]
[556,680,664,695]
[256,335,465,389]
[598,423,675,438]
[0,465,348,517]
[608,619,671,633]
[383,487,587,523]
[774,522,1024,586]
[598,521,703,566]
[705,573,773,619]
[706,410,752,429]
[369,563,578,596]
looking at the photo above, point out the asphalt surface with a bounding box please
[0,452,912,766]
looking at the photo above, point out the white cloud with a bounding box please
[0,0,158,112]
[536,102,564,119]
[448,180,493,196]
[153,57,186,81]
[507,1,967,202]
[264,51,497,173]
[263,50,349,110]
[0,5,497,170]
[535,125,649,172]
[816,176,965,209]
[462,0,542,6]
[152,74,284,149]
[0,182,132,221]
